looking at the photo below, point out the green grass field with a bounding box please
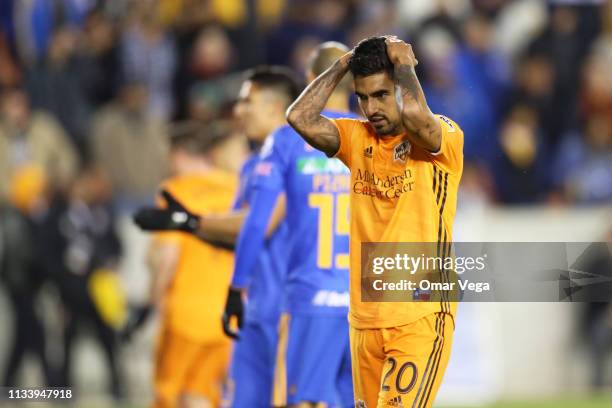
[445,394,612,408]
[34,394,612,408]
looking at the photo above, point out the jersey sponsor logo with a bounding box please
[254,161,273,176]
[352,168,415,199]
[438,115,456,132]
[393,140,411,163]
[312,290,350,307]
[296,157,349,175]
[364,145,373,158]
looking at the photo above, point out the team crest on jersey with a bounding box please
[363,145,373,158]
[393,140,411,163]
[355,400,367,408]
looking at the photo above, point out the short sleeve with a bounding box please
[430,115,464,174]
[330,118,358,167]
[251,128,290,192]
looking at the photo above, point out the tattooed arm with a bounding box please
[286,52,352,157]
[385,37,441,153]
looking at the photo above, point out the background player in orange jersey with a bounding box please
[133,67,300,408]
[286,36,464,408]
[126,122,239,408]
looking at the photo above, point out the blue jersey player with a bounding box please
[228,43,357,408]
[133,66,302,408]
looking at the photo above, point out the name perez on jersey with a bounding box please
[352,168,415,199]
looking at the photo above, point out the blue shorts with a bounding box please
[273,313,353,407]
[226,320,278,408]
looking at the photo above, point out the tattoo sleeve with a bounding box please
[286,61,349,156]
[394,63,440,152]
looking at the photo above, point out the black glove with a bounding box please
[121,304,153,342]
[133,190,200,233]
[222,288,244,340]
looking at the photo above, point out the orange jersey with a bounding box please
[155,170,237,342]
[332,115,464,329]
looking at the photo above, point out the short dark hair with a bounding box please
[244,65,302,102]
[170,120,230,155]
[348,36,393,78]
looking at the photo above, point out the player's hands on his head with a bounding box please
[384,36,418,67]
[120,304,153,342]
[337,49,354,70]
[133,190,200,233]
[222,287,244,340]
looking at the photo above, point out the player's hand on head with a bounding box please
[133,190,200,233]
[384,36,418,67]
[222,287,244,340]
[338,49,354,69]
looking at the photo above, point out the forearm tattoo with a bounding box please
[395,64,422,103]
[290,63,346,129]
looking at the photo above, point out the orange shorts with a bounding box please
[153,327,232,408]
[350,313,454,408]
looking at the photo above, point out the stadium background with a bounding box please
[0,0,611,406]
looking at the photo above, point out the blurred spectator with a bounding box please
[77,9,121,108]
[471,0,506,18]
[504,52,556,149]
[0,87,78,204]
[90,82,169,212]
[555,114,612,204]
[0,32,21,88]
[185,73,243,122]
[419,22,499,164]
[26,26,92,153]
[0,203,55,388]
[492,105,551,204]
[526,5,598,147]
[120,4,177,119]
[457,12,509,108]
[38,163,124,400]
[579,44,612,133]
[12,0,95,65]
[265,0,350,65]
[173,24,236,119]
[409,0,462,46]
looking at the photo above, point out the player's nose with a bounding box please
[364,99,379,117]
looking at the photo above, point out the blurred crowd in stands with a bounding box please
[0,0,611,399]
[0,0,611,212]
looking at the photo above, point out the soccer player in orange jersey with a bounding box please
[286,36,464,407]
[135,123,238,408]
